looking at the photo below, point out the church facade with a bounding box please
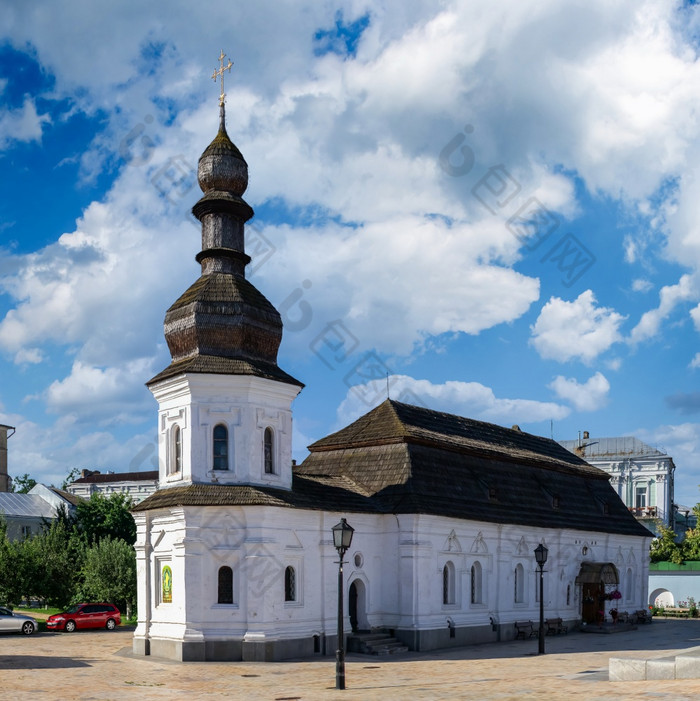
[131,64,652,662]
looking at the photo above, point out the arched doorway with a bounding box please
[575,562,619,624]
[649,587,674,608]
[349,579,368,632]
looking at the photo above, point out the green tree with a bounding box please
[0,519,42,605]
[33,519,84,608]
[10,473,37,493]
[681,524,700,562]
[650,524,684,564]
[75,492,136,546]
[76,537,136,615]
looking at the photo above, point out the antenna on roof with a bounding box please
[386,372,390,400]
[550,419,553,440]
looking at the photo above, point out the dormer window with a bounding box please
[264,427,275,474]
[552,495,560,509]
[488,487,498,501]
[213,424,229,471]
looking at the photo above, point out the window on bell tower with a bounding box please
[213,424,229,471]
[264,427,275,474]
[169,425,182,475]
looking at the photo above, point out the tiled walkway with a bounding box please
[3,619,700,699]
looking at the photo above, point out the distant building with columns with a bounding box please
[560,434,675,535]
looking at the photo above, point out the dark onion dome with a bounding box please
[197,109,248,195]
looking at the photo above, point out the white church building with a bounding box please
[131,67,653,662]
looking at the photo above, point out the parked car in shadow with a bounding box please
[46,603,121,632]
[0,606,38,635]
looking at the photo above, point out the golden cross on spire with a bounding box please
[212,49,233,106]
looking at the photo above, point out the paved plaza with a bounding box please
[3,619,700,699]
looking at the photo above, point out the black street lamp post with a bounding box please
[534,543,548,655]
[332,518,355,690]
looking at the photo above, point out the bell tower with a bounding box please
[147,51,302,490]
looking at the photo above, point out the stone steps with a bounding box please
[348,630,409,656]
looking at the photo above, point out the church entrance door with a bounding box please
[581,582,602,624]
[349,579,367,632]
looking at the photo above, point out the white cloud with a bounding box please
[6,0,700,368]
[548,371,610,411]
[691,303,700,331]
[530,290,625,363]
[45,359,157,425]
[336,374,570,429]
[632,278,653,293]
[258,217,540,356]
[690,353,700,370]
[13,347,43,365]
[0,145,198,366]
[0,97,49,150]
[629,274,698,344]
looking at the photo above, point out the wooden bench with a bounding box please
[633,609,652,624]
[545,617,568,635]
[514,621,537,639]
[662,607,690,618]
[616,610,630,624]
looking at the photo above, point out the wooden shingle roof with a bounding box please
[134,400,652,537]
[308,400,602,477]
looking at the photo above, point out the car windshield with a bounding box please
[65,605,81,614]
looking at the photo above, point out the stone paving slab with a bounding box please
[3,619,700,699]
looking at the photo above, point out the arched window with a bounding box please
[170,425,182,475]
[471,561,482,604]
[213,424,229,471]
[264,427,275,474]
[218,566,233,604]
[443,561,455,605]
[514,563,524,603]
[285,566,296,602]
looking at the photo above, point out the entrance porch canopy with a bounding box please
[575,562,619,586]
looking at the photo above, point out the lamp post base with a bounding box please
[336,649,346,690]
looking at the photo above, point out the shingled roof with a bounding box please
[134,400,651,537]
[308,400,604,476]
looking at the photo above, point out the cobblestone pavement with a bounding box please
[3,619,700,700]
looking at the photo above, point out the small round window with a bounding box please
[354,552,363,568]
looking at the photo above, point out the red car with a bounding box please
[46,603,121,632]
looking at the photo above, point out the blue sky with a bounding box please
[1,1,700,508]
